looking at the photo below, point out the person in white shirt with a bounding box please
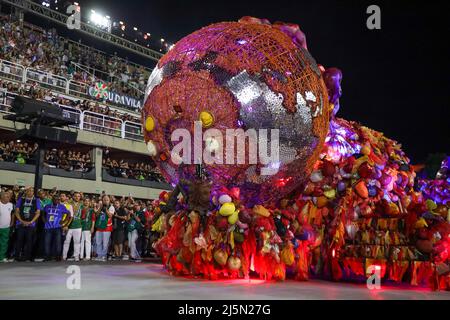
[0,191,14,263]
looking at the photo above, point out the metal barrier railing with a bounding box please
[0,59,25,83]
[25,67,67,93]
[0,86,144,142]
[0,58,144,113]
[82,110,123,138]
[68,80,91,99]
[59,104,82,129]
[0,89,14,114]
[124,121,144,141]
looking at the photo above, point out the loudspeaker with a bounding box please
[21,125,78,144]
[11,96,62,118]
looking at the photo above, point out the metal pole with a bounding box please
[33,139,46,195]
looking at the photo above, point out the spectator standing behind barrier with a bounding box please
[34,189,52,262]
[0,191,14,263]
[95,195,114,261]
[63,192,83,261]
[142,203,154,257]
[80,197,95,260]
[43,194,69,261]
[14,187,41,262]
[127,203,145,262]
[60,193,74,224]
[112,199,128,260]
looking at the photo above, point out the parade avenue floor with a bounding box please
[0,261,449,300]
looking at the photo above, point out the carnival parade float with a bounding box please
[141,17,449,289]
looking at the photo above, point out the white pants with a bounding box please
[95,231,111,258]
[80,230,92,259]
[63,228,82,259]
[128,230,140,259]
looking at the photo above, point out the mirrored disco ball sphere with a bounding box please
[142,20,330,205]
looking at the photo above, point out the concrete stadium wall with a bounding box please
[0,169,168,199]
[0,118,171,199]
[0,117,148,155]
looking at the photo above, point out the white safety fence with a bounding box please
[68,80,91,99]
[82,111,123,138]
[0,59,143,111]
[0,89,143,141]
[0,60,25,83]
[124,121,144,141]
[25,67,67,93]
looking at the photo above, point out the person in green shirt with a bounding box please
[62,192,83,261]
[16,153,25,164]
[38,190,52,208]
[127,203,145,261]
[80,197,95,260]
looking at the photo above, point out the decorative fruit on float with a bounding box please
[315,196,328,208]
[253,205,271,217]
[216,216,229,231]
[321,160,335,177]
[213,248,229,266]
[416,239,433,254]
[354,180,369,199]
[218,194,232,204]
[237,209,251,224]
[228,210,239,224]
[219,202,236,216]
[227,256,242,271]
[280,242,295,266]
[435,204,449,219]
[142,17,330,205]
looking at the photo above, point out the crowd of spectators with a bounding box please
[0,140,162,182]
[44,148,92,173]
[0,140,92,173]
[0,16,148,103]
[0,79,50,101]
[0,186,159,263]
[0,140,38,164]
[103,151,163,182]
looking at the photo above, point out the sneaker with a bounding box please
[1,258,10,263]
[122,255,129,261]
[101,256,107,262]
[83,257,91,261]
[74,257,79,262]
[67,257,75,261]
[34,258,44,262]
[7,258,15,262]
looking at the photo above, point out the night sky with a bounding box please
[62,0,450,162]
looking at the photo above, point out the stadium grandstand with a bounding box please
[0,0,171,202]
